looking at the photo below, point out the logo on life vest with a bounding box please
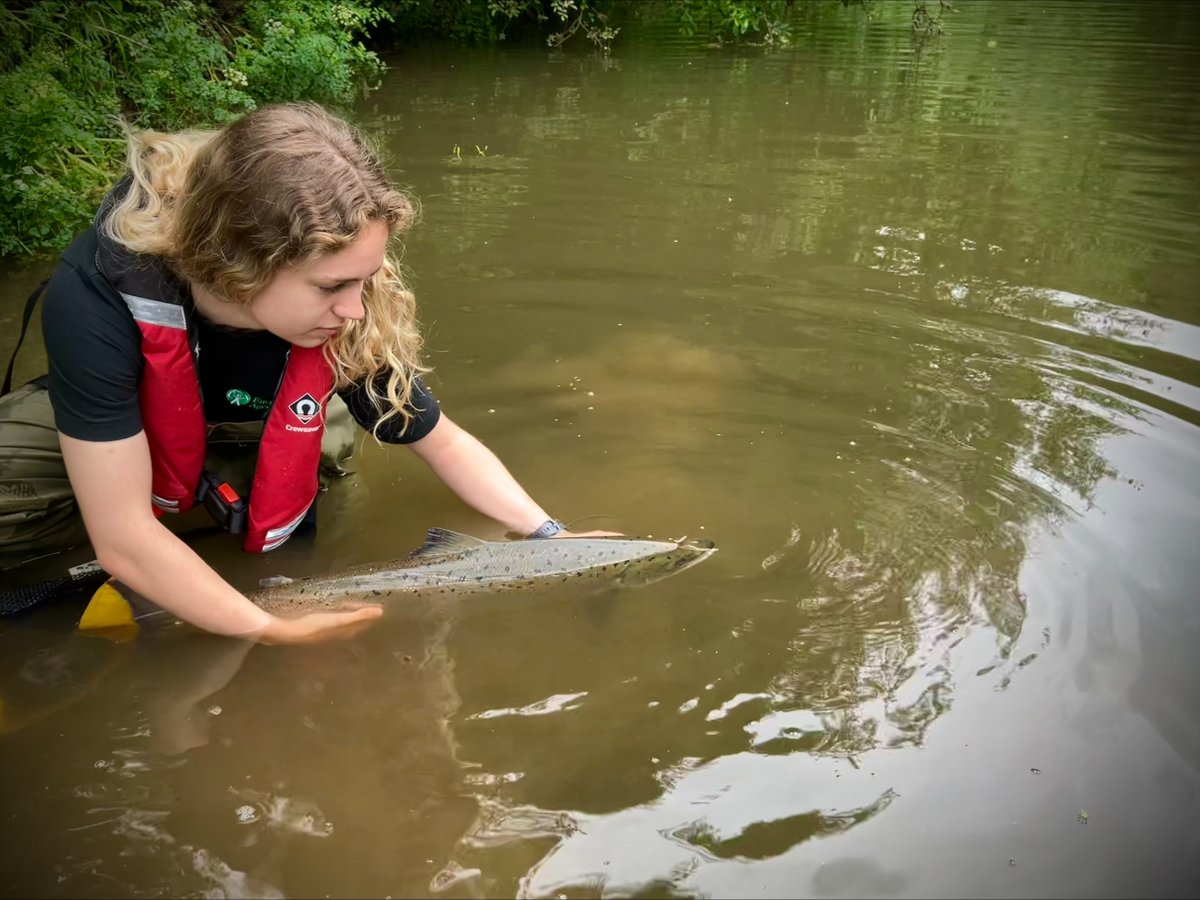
[288,393,321,424]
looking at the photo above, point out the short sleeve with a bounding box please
[337,373,441,444]
[42,250,145,441]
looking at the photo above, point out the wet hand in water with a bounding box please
[257,606,383,645]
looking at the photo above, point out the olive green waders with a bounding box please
[0,378,88,568]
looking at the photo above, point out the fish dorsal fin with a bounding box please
[409,528,487,560]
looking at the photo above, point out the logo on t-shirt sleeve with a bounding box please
[288,393,321,424]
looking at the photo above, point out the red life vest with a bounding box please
[95,218,331,552]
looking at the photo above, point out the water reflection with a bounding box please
[0,596,472,897]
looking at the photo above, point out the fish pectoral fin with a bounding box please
[258,575,294,588]
[409,527,487,560]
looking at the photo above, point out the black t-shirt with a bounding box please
[42,233,440,444]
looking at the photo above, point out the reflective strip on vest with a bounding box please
[261,506,313,552]
[121,293,187,329]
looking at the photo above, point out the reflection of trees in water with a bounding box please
[440,749,903,897]
[757,290,1142,753]
[733,220,1165,762]
[761,513,1021,755]
[673,787,897,859]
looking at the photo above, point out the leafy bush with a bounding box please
[0,34,125,256]
[121,1,257,129]
[0,0,388,260]
[669,0,794,46]
[232,1,389,105]
[487,0,621,51]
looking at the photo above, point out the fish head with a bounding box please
[615,538,717,588]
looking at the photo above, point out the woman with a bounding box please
[0,102,599,643]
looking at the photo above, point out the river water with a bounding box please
[1,1,1198,897]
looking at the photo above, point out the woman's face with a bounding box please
[249,220,389,347]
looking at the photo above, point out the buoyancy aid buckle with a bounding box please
[196,468,248,535]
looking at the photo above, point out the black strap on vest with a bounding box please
[1,278,49,397]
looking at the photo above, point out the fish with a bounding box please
[248,528,717,612]
[77,529,717,630]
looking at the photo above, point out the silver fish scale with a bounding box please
[266,537,684,598]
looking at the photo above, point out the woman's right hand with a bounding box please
[257,606,384,645]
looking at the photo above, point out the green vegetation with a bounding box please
[670,0,796,46]
[0,0,388,258]
[0,0,919,260]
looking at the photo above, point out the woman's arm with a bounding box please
[405,413,615,537]
[59,431,381,642]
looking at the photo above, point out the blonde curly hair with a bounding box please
[102,102,429,439]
